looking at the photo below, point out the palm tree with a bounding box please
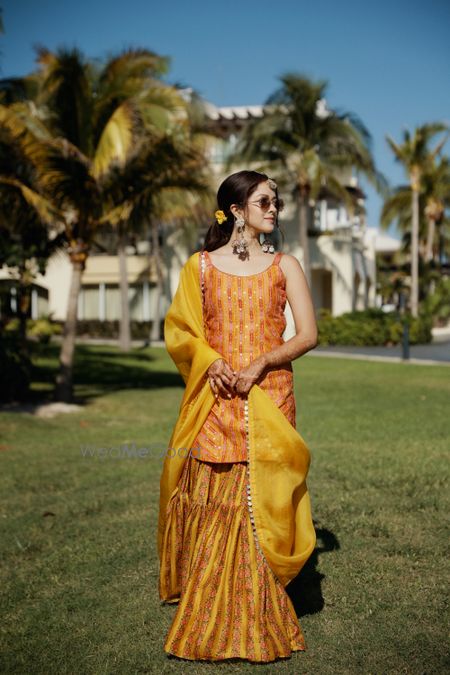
[1,45,188,401]
[102,88,218,348]
[141,90,219,343]
[385,123,448,316]
[102,127,213,347]
[422,156,450,263]
[382,153,450,303]
[229,73,386,287]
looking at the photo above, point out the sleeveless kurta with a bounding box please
[192,250,295,462]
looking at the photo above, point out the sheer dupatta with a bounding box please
[158,251,316,589]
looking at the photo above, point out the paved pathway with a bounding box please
[311,341,450,366]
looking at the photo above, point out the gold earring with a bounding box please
[231,213,249,260]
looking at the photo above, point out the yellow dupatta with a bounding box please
[158,251,316,588]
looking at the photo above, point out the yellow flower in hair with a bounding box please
[215,209,227,225]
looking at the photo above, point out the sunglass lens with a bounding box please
[253,197,283,211]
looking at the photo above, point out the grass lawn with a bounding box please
[0,343,448,674]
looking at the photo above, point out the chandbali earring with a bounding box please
[231,214,250,260]
[261,234,275,254]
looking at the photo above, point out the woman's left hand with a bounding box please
[231,356,267,397]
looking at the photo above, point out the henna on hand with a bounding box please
[232,356,267,397]
[207,358,236,399]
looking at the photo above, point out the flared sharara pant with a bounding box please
[159,454,306,662]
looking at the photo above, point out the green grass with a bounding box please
[0,344,449,674]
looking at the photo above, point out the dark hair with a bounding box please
[202,170,285,252]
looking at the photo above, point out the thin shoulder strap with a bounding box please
[273,251,283,265]
[202,249,212,266]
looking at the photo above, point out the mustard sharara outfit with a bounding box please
[158,250,316,663]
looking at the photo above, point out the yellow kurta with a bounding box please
[158,251,316,589]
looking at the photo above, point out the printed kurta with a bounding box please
[193,250,296,462]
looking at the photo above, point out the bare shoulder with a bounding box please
[279,253,305,279]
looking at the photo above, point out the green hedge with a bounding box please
[317,308,433,346]
[3,310,434,348]
[3,317,62,343]
[4,318,162,341]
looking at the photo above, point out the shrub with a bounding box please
[317,308,432,346]
[3,317,20,334]
[421,278,450,325]
[4,316,62,343]
[27,318,59,344]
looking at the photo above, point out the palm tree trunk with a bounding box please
[298,193,312,289]
[411,187,419,317]
[150,218,162,342]
[118,229,131,351]
[54,260,83,402]
[17,270,30,358]
[437,223,445,269]
[425,216,435,263]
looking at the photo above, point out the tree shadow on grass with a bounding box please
[28,343,184,405]
[287,525,340,617]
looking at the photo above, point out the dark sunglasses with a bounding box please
[249,196,284,212]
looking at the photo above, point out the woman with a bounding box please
[158,170,317,663]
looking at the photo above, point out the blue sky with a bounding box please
[1,0,449,238]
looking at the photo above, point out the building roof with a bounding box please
[364,227,401,253]
[203,99,331,122]
[203,102,264,121]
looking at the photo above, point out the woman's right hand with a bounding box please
[207,358,236,400]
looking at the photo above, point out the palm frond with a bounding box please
[380,187,412,229]
[92,102,137,178]
[0,176,64,225]
[34,46,93,153]
[0,104,49,174]
[99,48,169,85]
